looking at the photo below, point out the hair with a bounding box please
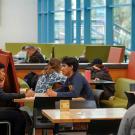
[44,58,61,74]
[0,63,5,69]
[62,56,79,72]
[91,58,103,68]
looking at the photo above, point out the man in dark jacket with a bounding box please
[0,63,34,135]
[90,58,115,100]
[25,45,46,63]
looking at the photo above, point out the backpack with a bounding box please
[24,72,39,90]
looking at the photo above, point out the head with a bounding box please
[48,58,61,72]
[91,58,103,68]
[0,63,5,88]
[25,46,37,57]
[61,56,79,77]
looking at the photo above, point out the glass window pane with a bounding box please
[55,0,64,10]
[114,0,131,4]
[113,6,131,49]
[54,12,65,43]
[91,8,105,43]
[91,0,105,6]
[72,0,76,9]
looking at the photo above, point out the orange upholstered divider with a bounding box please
[107,47,125,63]
[128,52,135,80]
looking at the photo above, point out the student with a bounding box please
[89,58,115,100]
[118,104,135,135]
[35,58,66,93]
[0,63,34,135]
[47,57,96,104]
[25,45,45,63]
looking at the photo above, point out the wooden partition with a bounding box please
[15,63,128,81]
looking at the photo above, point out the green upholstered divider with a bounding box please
[85,45,125,62]
[5,43,26,55]
[53,44,86,59]
[5,43,54,60]
[5,43,125,62]
[85,45,110,62]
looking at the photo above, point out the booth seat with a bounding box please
[5,43,125,62]
[100,78,135,108]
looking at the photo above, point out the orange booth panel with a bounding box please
[107,47,125,63]
[128,52,135,80]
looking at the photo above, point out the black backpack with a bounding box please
[24,72,39,90]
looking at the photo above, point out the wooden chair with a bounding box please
[107,47,125,63]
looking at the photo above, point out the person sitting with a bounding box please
[89,58,115,100]
[35,58,67,93]
[14,46,27,63]
[117,104,135,135]
[0,63,34,135]
[25,45,46,63]
[46,56,96,105]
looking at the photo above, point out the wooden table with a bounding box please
[14,97,35,102]
[42,108,126,123]
[14,96,85,103]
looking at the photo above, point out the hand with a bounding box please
[94,78,100,81]
[46,89,57,97]
[93,65,100,70]
[25,89,35,97]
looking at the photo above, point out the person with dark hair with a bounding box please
[90,58,115,100]
[25,45,45,63]
[47,57,96,104]
[0,63,34,135]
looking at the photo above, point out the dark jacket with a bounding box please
[28,50,45,63]
[56,71,95,101]
[0,89,25,108]
[90,66,115,99]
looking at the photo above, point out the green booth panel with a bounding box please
[5,43,54,60]
[53,45,86,59]
[85,45,125,62]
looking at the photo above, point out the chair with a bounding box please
[33,97,72,135]
[130,83,135,91]
[107,47,125,63]
[55,100,97,109]
[0,121,11,135]
[125,91,135,109]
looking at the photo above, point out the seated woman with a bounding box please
[89,58,115,100]
[35,58,67,93]
[25,45,45,63]
[0,63,34,135]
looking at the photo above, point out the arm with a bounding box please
[57,76,83,97]
[0,90,25,101]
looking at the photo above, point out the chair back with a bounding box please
[107,47,125,63]
[125,91,135,108]
[130,83,135,91]
[55,100,96,109]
